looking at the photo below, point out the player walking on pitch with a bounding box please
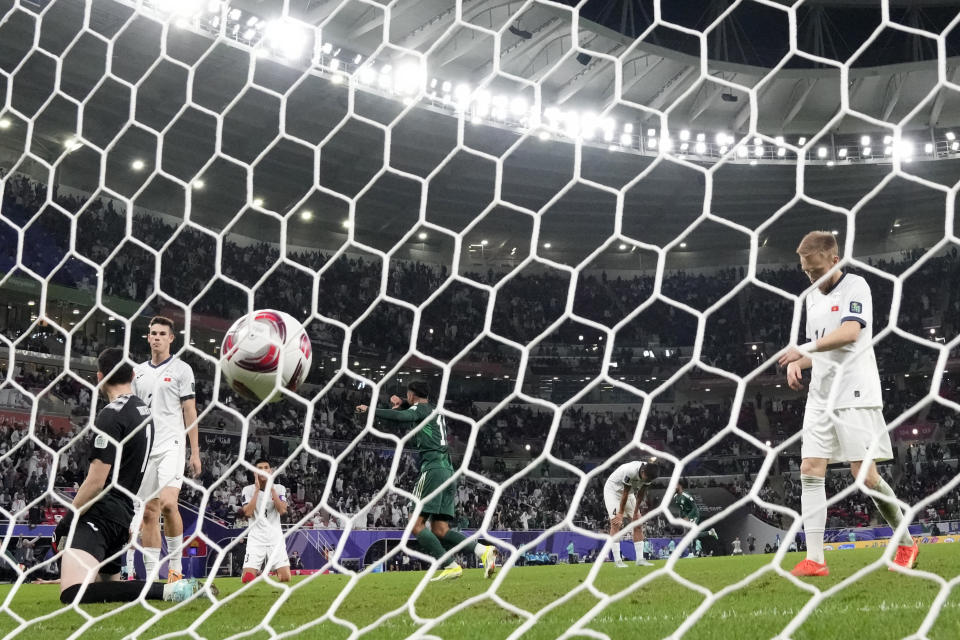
[357,381,496,581]
[778,231,917,577]
[55,348,207,604]
[133,316,200,582]
[604,460,659,567]
[240,458,291,583]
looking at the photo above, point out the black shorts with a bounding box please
[69,514,130,577]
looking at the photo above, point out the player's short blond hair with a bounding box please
[796,231,838,257]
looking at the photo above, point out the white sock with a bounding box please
[801,474,827,564]
[634,541,644,562]
[143,547,161,578]
[165,535,183,574]
[125,548,136,576]
[612,543,622,563]
[870,477,913,546]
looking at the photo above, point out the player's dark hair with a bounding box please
[148,315,175,332]
[97,348,134,386]
[676,477,686,489]
[644,462,660,481]
[254,457,271,468]
[407,380,430,399]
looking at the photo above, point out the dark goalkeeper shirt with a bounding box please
[86,394,154,525]
[374,402,454,473]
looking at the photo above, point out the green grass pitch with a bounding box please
[1,546,958,639]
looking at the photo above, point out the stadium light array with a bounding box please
[139,1,960,169]
[262,20,308,60]
[0,118,10,129]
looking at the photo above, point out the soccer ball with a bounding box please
[220,310,312,402]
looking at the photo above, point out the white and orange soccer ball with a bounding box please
[220,310,312,402]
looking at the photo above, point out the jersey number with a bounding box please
[140,425,153,474]
[813,328,825,340]
[437,415,447,446]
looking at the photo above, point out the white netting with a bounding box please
[1,0,960,637]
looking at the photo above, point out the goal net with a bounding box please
[1,0,959,637]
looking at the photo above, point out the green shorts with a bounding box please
[412,467,456,519]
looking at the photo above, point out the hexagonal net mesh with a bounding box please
[1,0,960,637]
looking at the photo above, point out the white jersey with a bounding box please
[804,273,883,410]
[133,356,195,452]
[241,483,286,546]
[605,461,655,494]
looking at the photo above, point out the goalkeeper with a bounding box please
[357,380,496,581]
[54,348,206,605]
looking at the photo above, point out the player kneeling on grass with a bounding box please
[357,381,496,581]
[240,458,291,584]
[604,460,659,568]
[780,231,918,577]
[54,348,210,605]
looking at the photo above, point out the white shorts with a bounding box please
[800,407,893,464]
[243,538,290,572]
[603,483,636,519]
[137,446,185,500]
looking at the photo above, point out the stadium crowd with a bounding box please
[4,173,958,385]
[2,369,958,534]
[2,172,959,541]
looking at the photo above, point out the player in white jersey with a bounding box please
[240,458,291,583]
[603,460,659,567]
[132,316,200,583]
[778,231,917,577]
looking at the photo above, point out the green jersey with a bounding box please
[672,491,700,523]
[374,402,453,472]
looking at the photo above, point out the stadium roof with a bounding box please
[0,0,956,260]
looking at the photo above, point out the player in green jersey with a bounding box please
[671,480,719,557]
[671,480,701,524]
[357,380,496,581]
